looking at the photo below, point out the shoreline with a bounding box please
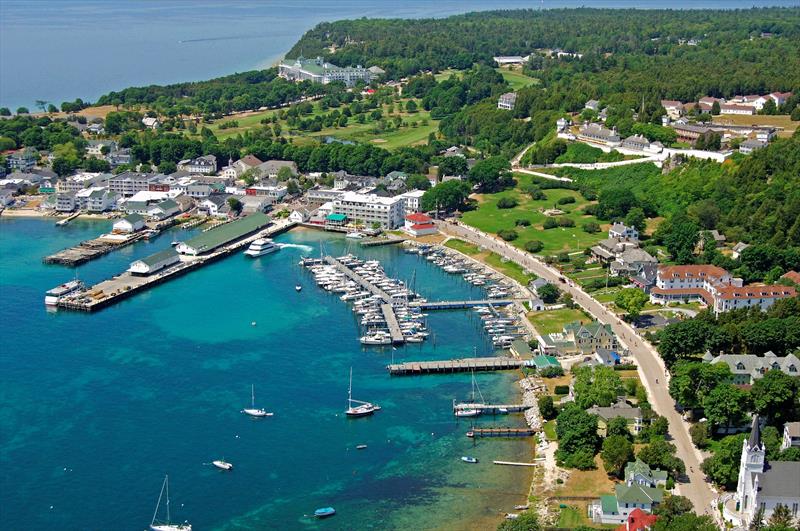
[0,209,112,221]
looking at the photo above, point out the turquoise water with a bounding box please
[0,219,533,530]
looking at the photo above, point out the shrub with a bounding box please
[543,217,559,229]
[538,395,558,420]
[558,217,575,227]
[690,422,710,449]
[557,196,576,205]
[540,366,564,378]
[497,197,518,209]
[558,252,571,263]
[525,240,544,253]
[498,229,518,241]
[583,221,601,233]
[554,385,570,395]
[515,218,531,227]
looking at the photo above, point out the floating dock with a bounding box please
[380,303,405,344]
[360,236,406,247]
[55,216,291,312]
[324,256,393,304]
[466,427,535,438]
[453,402,531,414]
[410,299,516,310]
[44,232,147,266]
[493,460,541,466]
[387,357,524,375]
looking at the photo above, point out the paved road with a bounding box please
[439,221,717,517]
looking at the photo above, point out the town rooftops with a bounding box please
[326,213,347,221]
[785,422,800,438]
[714,284,795,300]
[588,400,642,421]
[660,99,683,108]
[707,351,800,378]
[781,271,800,284]
[625,459,668,483]
[658,264,729,279]
[614,482,664,505]
[123,213,144,224]
[405,213,433,223]
[239,154,263,167]
[615,508,658,531]
[757,461,800,498]
[530,354,561,370]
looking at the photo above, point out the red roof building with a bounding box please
[402,213,437,237]
[615,508,658,531]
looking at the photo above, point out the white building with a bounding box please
[85,140,117,158]
[245,184,288,203]
[146,198,181,220]
[108,172,159,197]
[177,155,217,175]
[609,223,639,242]
[660,100,685,120]
[493,55,529,65]
[720,103,755,115]
[331,192,405,229]
[278,57,373,87]
[56,172,108,193]
[398,190,425,213]
[221,154,263,179]
[55,193,76,212]
[142,117,160,129]
[781,422,800,451]
[113,213,145,233]
[731,417,800,528]
[402,213,437,237]
[289,208,310,223]
[308,188,345,203]
[497,92,517,111]
[128,248,180,275]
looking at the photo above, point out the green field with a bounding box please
[543,420,557,441]
[444,238,481,255]
[495,67,540,90]
[527,308,589,334]
[460,173,607,255]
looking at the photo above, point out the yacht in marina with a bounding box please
[454,371,484,418]
[244,238,280,257]
[345,231,365,239]
[149,475,191,531]
[242,384,273,418]
[346,368,381,417]
[360,330,392,345]
[44,279,84,306]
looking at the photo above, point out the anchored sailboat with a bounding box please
[149,475,191,531]
[242,384,273,417]
[345,367,381,417]
[454,371,484,418]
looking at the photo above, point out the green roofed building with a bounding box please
[528,354,561,370]
[176,213,270,256]
[325,213,347,227]
[278,57,374,87]
[590,458,666,525]
[128,248,179,275]
[624,459,668,487]
[510,339,533,358]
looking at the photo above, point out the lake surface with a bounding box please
[1,0,796,109]
[0,218,534,530]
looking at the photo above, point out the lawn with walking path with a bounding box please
[527,307,591,335]
[444,238,536,285]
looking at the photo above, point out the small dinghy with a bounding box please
[295,285,302,292]
[212,460,233,471]
[314,507,336,518]
[461,456,478,464]
[356,444,368,450]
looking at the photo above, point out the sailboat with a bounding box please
[242,384,273,418]
[345,367,381,417]
[454,371,484,418]
[149,475,191,531]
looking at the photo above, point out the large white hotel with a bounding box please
[331,192,405,229]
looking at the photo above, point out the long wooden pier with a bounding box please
[380,303,405,344]
[466,427,535,438]
[360,236,406,247]
[453,402,531,414]
[387,357,523,375]
[410,299,516,310]
[44,232,146,266]
[324,256,392,304]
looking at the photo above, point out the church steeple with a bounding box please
[747,415,761,450]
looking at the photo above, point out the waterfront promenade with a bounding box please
[438,220,718,517]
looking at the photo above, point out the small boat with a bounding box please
[461,456,478,463]
[466,430,475,438]
[149,475,191,531]
[44,279,84,306]
[295,285,302,292]
[455,408,481,418]
[314,507,336,518]
[244,238,280,257]
[356,444,368,450]
[504,513,520,520]
[346,367,381,418]
[242,384,273,418]
[498,408,509,414]
[345,232,364,239]
[171,240,180,246]
[212,460,233,471]
[514,504,529,510]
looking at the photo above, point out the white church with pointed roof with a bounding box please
[732,416,800,527]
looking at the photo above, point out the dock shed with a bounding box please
[129,248,180,275]
[176,212,270,256]
[113,213,145,234]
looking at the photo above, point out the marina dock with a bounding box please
[324,256,393,303]
[410,299,516,310]
[44,232,147,266]
[387,357,523,375]
[56,215,291,312]
[453,402,531,414]
[380,303,405,344]
[359,235,406,247]
[466,427,536,438]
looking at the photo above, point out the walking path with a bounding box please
[438,220,718,517]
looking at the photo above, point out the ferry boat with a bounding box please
[149,475,191,531]
[242,384,273,418]
[346,368,381,418]
[212,460,233,471]
[44,279,84,306]
[244,238,279,257]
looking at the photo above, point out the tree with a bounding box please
[660,212,699,264]
[83,158,111,172]
[498,229,518,241]
[406,174,431,190]
[654,494,694,522]
[555,403,600,467]
[597,187,638,219]
[0,107,10,116]
[497,510,540,531]
[702,384,750,430]
[497,197,518,209]
[654,512,718,531]
[47,103,58,114]
[690,422,710,449]
[750,370,800,425]
[16,107,29,114]
[614,288,649,319]
[468,156,512,192]
[601,435,634,477]
[668,362,732,409]
[583,221,601,233]
[405,99,418,113]
[525,240,544,253]
[158,160,177,174]
[421,180,470,212]
[701,433,745,489]
[711,100,721,115]
[0,137,16,151]
[537,283,559,304]
[227,197,242,214]
[607,416,633,440]
[572,366,623,409]
[624,207,647,233]
[52,157,78,176]
[277,166,294,181]
[637,439,685,480]
[538,395,557,420]
[768,504,794,528]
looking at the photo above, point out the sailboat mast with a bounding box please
[251,384,256,409]
[152,475,166,526]
[165,475,171,524]
[348,367,353,407]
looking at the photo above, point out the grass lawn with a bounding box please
[528,308,590,335]
[557,506,588,528]
[434,68,463,82]
[460,173,607,255]
[542,374,572,395]
[550,455,616,499]
[712,114,797,138]
[543,420,557,441]
[444,238,536,285]
[495,67,540,90]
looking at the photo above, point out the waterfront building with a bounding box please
[278,57,373,86]
[199,195,231,218]
[702,351,800,385]
[113,213,145,234]
[402,213,437,237]
[146,198,181,220]
[128,248,180,275]
[56,172,109,193]
[538,321,618,356]
[728,416,800,528]
[175,212,270,256]
[177,155,217,175]
[84,187,117,212]
[109,172,160,197]
[307,187,345,203]
[331,192,405,229]
[55,192,76,212]
[397,190,425,213]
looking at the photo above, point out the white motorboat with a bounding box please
[149,475,191,531]
[345,231,365,239]
[295,285,302,292]
[346,367,381,417]
[244,238,280,257]
[455,408,481,417]
[242,384,273,417]
[360,332,392,345]
[44,279,84,305]
[212,460,233,471]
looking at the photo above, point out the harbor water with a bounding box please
[0,218,533,531]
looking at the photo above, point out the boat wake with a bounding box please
[278,243,314,252]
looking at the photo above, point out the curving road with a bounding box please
[438,220,718,517]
